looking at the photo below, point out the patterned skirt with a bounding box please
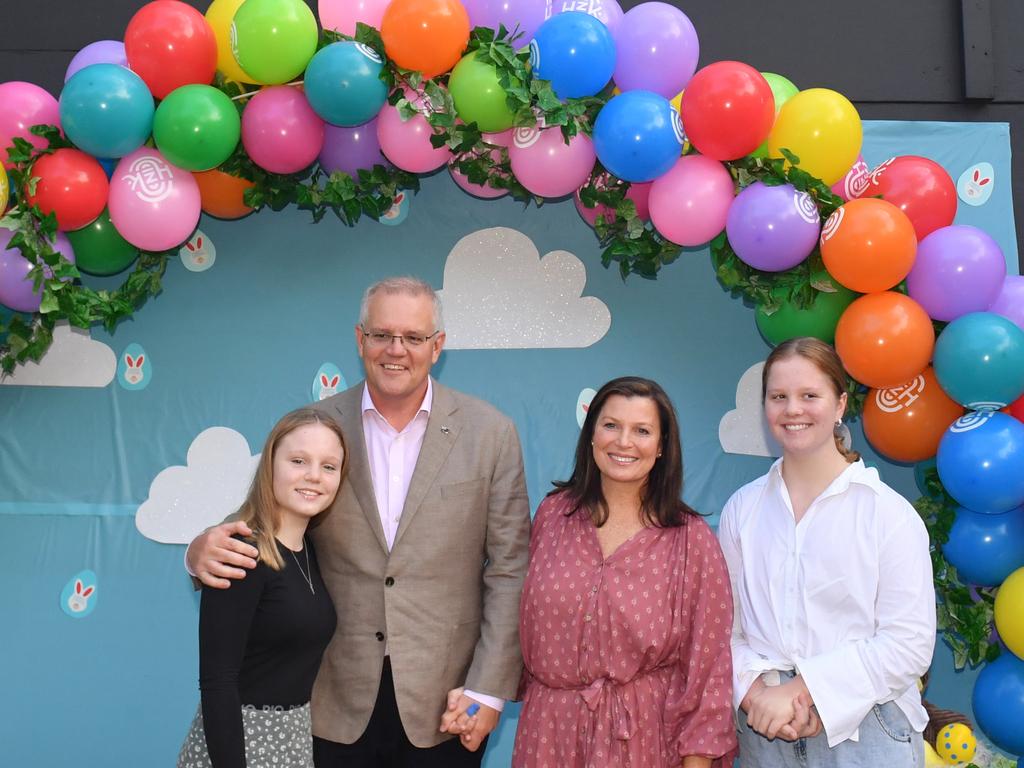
[177,703,315,768]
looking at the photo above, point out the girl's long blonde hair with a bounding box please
[237,408,348,570]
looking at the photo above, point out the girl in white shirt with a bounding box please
[719,337,936,767]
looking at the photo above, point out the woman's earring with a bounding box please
[835,418,843,428]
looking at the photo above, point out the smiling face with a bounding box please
[272,423,344,528]
[591,394,662,494]
[355,291,444,408]
[764,355,847,460]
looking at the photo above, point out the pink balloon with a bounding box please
[449,130,511,199]
[242,86,325,175]
[830,154,870,202]
[319,0,392,35]
[376,95,451,174]
[108,147,201,251]
[0,226,76,313]
[509,126,596,198]
[574,179,651,226]
[0,81,61,170]
[649,154,734,246]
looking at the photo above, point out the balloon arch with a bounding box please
[2,0,1024,757]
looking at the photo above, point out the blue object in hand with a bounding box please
[466,703,480,717]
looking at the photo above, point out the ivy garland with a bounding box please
[0,24,998,668]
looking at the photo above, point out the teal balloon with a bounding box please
[59,63,154,158]
[303,42,387,127]
[934,311,1024,410]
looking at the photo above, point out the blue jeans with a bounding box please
[737,696,924,768]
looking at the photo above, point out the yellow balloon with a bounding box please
[670,90,684,113]
[995,566,1024,659]
[0,171,8,213]
[936,723,977,765]
[923,742,947,768]
[767,87,862,186]
[205,0,259,85]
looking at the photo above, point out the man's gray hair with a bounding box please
[358,276,444,331]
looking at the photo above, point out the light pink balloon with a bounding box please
[574,180,651,226]
[242,86,325,175]
[109,148,201,251]
[319,0,391,36]
[649,154,734,246]
[0,81,61,170]
[449,129,511,199]
[509,126,596,198]
[830,154,870,201]
[376,98,451,174]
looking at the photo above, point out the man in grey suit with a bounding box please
[187,276,531,766]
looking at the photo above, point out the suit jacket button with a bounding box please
[375,631,385,641]
[385,576,395,587]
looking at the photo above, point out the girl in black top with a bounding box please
[178,408,348,768]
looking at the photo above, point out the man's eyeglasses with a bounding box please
[360,327,440,348]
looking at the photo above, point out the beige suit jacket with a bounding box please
[309,379,531,747]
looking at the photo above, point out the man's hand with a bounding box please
[439,688,499,752]
[186,521,258,588]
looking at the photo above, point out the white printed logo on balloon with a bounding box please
[844,158,871,199]
[794,191,819,225]
[122,155,175,204]
[876,375,925,413]
[671,109,686,146]
[355,43,382,64]
[868,156,895,186]
[949,411,994,433]
[819,206,844,245]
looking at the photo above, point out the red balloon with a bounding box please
[1011,394,1024,424]
[680,61,775,161]
[861,155,957,240]
[24,149,109,231]
[125,0,218,99]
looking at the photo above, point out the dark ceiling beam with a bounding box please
[962,0,995,99]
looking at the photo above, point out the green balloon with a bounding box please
[448,53,515,133]
[755,276,858,345]
[153,85,241,172]
[66,209,138,276]
[750,72,800,159]
[231,0,318,85]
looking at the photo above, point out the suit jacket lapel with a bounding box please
[328,383,389,553]
[393,380,459,549]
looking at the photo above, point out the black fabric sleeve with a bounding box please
[198,563,267,768]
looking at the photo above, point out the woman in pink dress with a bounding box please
[513,377,738,768]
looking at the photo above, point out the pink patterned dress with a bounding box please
[513,492,738,768]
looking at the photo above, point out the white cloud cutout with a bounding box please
[0,323,115,387]
[437,227,610,349]
[135,427,260,545]
[719,362,781,458]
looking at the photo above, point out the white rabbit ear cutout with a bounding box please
[118,343,152,391]
[61,570,98,619]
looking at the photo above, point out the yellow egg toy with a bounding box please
[935,723,977,765]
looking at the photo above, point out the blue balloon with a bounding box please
[303,42,388,127]
[59,63,154,159]
[934,311,1024,410]
[937,412,1024,514]
[530,11,616,99]
[97,158,116,179]
[593,90,684,182]
[945,505,1024,586]
[973,652,1024,756]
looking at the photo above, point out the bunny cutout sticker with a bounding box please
[311,363,347,402]
[179,229,216,272]
[61,570,98,618]
[118,343,152,390]
[958,162,995,207]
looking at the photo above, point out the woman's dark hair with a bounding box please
[552,376,696,528]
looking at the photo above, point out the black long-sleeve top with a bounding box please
[198,538,337,768]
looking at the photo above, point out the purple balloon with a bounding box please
[64,40,128,83]
[989,275,1024,332]
[462,0,550,45]
[550,0,624,39]
[725,182,821,272]
[907,224,1007,322]
[613,2,699,98]
[319,118,388,178]
[0,226,75,313]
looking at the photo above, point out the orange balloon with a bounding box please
[381,0,470,79]
[834,292,934,389]
[820,198,918,293]
[862,366,964,462]
[194,169,255,219]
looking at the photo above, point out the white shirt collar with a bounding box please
[767,457,882,497]
[361,377,433,419]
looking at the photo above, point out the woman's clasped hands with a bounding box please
[742,675,823,742]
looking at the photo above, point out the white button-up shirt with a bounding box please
[718,459,935,747]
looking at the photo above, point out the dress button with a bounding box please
[591,585,599,593]
[375,631,385,642]
[385,577,395,587]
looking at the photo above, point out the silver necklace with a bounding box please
[289,539,314,595]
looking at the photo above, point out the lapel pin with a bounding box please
[440,425,451,435]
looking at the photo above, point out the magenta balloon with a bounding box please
[613,2,698,98]
[0,226,75,313]
[0,81,61,169]
[242,87,325,175]
[726,182,820,271]
[319,0,391,36]
[108,148,201,251]
[376,101,451,174]
[319,118,388,178]
[550,0,623,38]
[990,275,1024,332]
[907,224,1007,322]
[449,130,511,198]
[509,126,596,198]
[463,0,549,45]
[649,154,734,246]
[64,40,128,82]
[830,154,870,202]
